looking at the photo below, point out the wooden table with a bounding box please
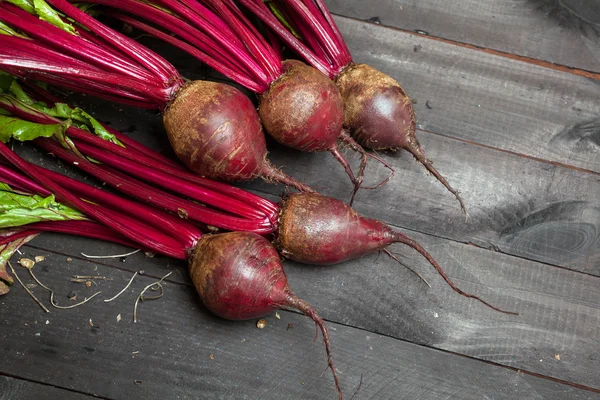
[1,1,599,398]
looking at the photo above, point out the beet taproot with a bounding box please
[276,193,516,315]
[189,231,342,398]
[335,63,466,214]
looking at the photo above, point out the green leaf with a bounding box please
[5,0,34,14]
[0,115,69,143]
[8,80,33,104]
[0,187,88,229]
[6,0,77,34]
[0,72,17,93]
[0,21,28,38]
[33,0,77,34]
[32,103,123,146]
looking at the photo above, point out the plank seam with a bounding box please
[0,371,112,400]
[334,13,600,80]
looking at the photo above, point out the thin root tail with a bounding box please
[406,143,468,216]
[391,232,518,315]
[289,295,343,400]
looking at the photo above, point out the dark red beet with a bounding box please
[335,63,467,214]
[189,231,342,398]
[276,193,516,315]
[259,60,360,192]
[163,80,313,192]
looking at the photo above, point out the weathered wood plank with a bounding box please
[333,15,600,173]
[242,129,600,276]
[11,215,600,390]
[0,376,95,400]
[1,254,599,399]
[324,0,600,73]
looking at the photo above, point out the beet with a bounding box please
[189,231,342,398]
[276,193,516,315]
[163,80,313,192]
[259,60,361,191]
[259,60,342,152]
[335,63,467,213]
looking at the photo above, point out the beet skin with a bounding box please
[189,231,342,398]
[259,60,343,152]
[276,193,393,265]
[276,193,516,315]
[336,63,466,213]
[163,80,312,191]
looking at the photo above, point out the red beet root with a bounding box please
[276,193,516,315]
[164,80,313,192]
[189,231,342,398]
[335,63,467,214]
[259,60,361,192]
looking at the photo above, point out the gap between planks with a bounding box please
[421,127,600,177]
[333,13,600,82]
[0,371,111,400]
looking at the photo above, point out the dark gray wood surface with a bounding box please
[324,0,600,73]
[20,217,600,390]
[2,2,600,399]
[2,247,599,399]
[333,15,600,174]
[0,376,96,400]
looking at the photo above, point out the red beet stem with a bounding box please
[405,142,468,216]
[36,139,274,234]
[107,11,263,93]
[1,157,202,251]
[26,220,140,249]
[0,93,279,217]
[28,163,202,249]
[287,294,343,400]
[391,231,517,315]
[237,0,331,76]
[46,0,178,82]
[0,163,50,196]
[0,142,188,258]
[310,0,352,60]
[0,3,156,82]
[0,229,39,248]
[160,0,272,84]
[64,138,269,221]
[281,0,345,70]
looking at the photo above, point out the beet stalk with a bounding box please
[240,0,467,213]
[74,0,371,193]
[0,0,312,192]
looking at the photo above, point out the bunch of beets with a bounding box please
[0,1,513,398]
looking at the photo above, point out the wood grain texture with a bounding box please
[323,0,600,73]
[332,15,600,173]
[238,129,600,276]
[1,250,599,400]
[0,376,95,400]
[13,218,600,390]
